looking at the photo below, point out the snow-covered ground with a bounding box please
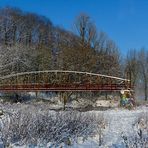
[103,106,148,147]
[0,103,147,148]
[73,106,148,147]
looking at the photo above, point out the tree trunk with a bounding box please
[144,75,147,101]
[142,65,147,101]
[63,95,67,110]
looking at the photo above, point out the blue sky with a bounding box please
[0,0,148,54]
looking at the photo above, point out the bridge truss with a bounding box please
[0,70,132,92]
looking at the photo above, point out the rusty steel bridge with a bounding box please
[0,70,132,92]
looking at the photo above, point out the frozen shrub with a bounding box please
[121,113,148,148]
[122,130,148,148]
[0,108,106,147]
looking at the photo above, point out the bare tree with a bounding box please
[73,13,98,71]
[125,49,139,88]
[95,31,121,77]
[138,48,148,101]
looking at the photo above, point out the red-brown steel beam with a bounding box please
[0,83,130,92]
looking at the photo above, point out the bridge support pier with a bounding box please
[60,92,73,110]
[35,92,38,99]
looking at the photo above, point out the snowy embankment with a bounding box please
[0,103,148,147]
[103,106,148,147]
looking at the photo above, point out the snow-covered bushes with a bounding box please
[0,108,105,147]
[122,131,148,148]
[121,113,148,148]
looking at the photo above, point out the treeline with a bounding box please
[125,48,148,101]
[0,7,121,76]
[0,7,147,100]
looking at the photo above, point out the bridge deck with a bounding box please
[0,84,130,92]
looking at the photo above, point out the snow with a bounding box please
[95,100,119,107]
[72,140,100,148]
[103,107,145,146]
[0,103,147,148]
[74,106,148,147]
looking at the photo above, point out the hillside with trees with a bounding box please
[0,5,148,148]
[0,7,121,76]
[0,7,147,101]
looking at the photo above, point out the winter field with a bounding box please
[0,3,147,148]
[0,101,148,148]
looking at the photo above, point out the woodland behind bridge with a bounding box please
[0,7,147,100]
